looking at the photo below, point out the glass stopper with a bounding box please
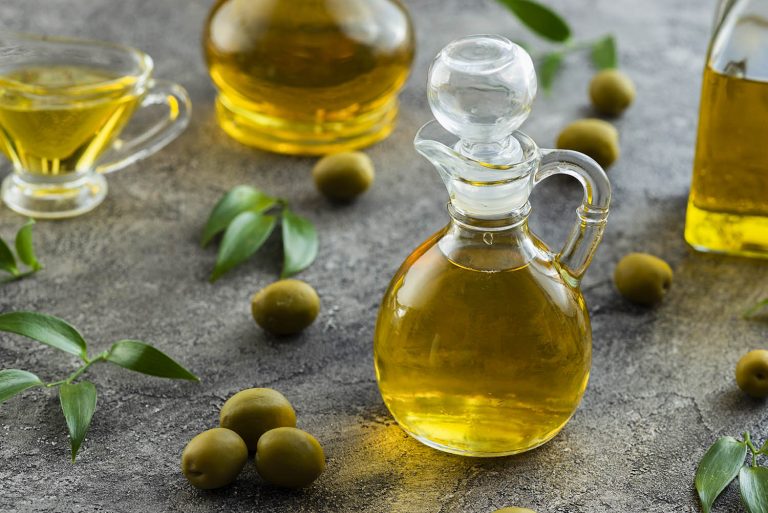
[427,34,537,164]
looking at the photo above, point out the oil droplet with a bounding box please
[483,232,493,245]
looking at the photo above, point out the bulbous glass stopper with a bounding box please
[427,34,537,164]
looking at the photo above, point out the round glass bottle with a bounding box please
[374,35,611,456]
[203,0,415,155]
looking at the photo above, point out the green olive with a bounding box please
[493,508,538,513]
[735,350,768,398]
[255,427,325,488]
[556,118,619,168]
[181,428,248,489]
[220,388,297,450]
[589,69,636,116]
[312,152,375,202]
[613,253,673,306]
[251,279,320,335]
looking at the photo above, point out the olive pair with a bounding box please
[556,70,635,169]
[182,388,325,489]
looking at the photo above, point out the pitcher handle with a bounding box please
[533,149,611,284]
[96,79,191,174]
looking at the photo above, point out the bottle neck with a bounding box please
[447,201,531,228]
[440,202,544,272]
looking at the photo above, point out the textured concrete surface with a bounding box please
[1,0,767,511]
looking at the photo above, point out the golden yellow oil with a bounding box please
[685,65,768,256]
[203,0,414,155]
[374,233,591,456]
[0,65,139,176]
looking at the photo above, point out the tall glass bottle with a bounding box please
[203,0,415,156]
[374,35,611,456]
[685,0,768,256]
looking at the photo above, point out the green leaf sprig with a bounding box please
[0,219,43,284]
[695,432,768,513]
[202,185,318,282]
[0,311,198,461]
[495,0,618,91]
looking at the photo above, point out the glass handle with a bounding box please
[97,79,191,174]
[533,149,611,284]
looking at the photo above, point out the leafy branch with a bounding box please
[0,219,43,284]
[0,311,198,461]
[202,186,318,282]
[495,0,618,91]
[695,433,768,513]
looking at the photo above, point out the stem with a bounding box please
[43,351,109,387]
[0,269,39,285]
[531,35,605,61]
[743,432,760,466]
[65,352,108,384]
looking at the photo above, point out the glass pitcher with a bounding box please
[373,35,611,457]
[685,0,768,257]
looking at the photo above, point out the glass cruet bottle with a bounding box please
[373,35,611,457]
[202,0,415,156]
[685,0,768,257]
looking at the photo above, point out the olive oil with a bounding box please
[0,66,137,175]
[374,234,591,456]
[685,2,768,257]
[203,0,414,155]
[0,65,139,176]
[686,65,768,256]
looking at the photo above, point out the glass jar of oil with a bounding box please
[685,0,768,256]
[202,0,415,155]
[374,36,611,457]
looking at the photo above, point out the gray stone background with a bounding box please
[1,0,767,511]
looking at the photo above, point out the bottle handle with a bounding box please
[96,79,191,174]
[533,149,611,284]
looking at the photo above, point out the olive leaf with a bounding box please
[15,219,41,270]
[0,219,43,284]
[695,436,748,513]
[0,369,43,404]
[592,35,618,70]
[0,311,88,359]
[203,186,319,282]
[740,466,768,513]
[59,381,97,462]
[281,207,318,278]
[496,0,571,42]
[201,185,278,247]
[538,52,563,92]
[106,340,198,381]
[0,237,19,276]
[744,299,768,319]
[211,211,276,282]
